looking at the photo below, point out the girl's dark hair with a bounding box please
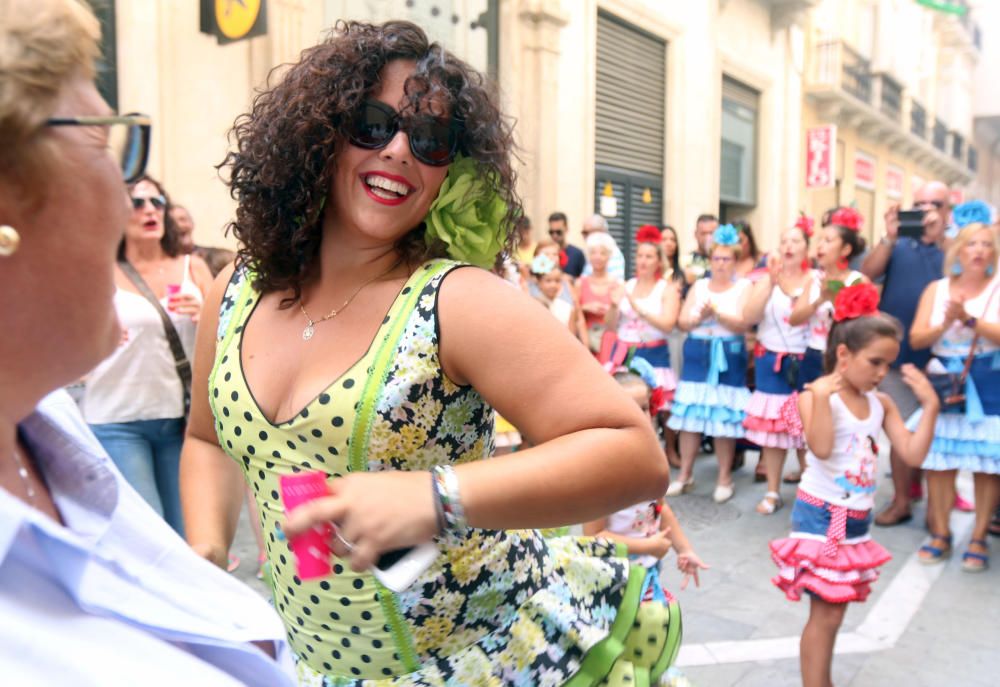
[660,225,683,284]
[821,206,865,259]
[221,20,522,302]
[823,313,903,373]
[119,174,181,260]
[733,220,760,261]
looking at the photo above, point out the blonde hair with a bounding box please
[0,0,101,188]
[943,223,1000,278]
[710,241,743,261]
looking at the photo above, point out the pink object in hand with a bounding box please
[165,283,181,311]
[279,471,333,580]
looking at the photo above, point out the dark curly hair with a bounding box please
[119,174,181,260]
[220,20,522,302]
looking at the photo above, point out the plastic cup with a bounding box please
[279,471,333,580]
[165,283,181,311]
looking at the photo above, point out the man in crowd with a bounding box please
[861,180,951,526]
[581,213,625,280]
[548,211,586,278]
[682,213,719,284]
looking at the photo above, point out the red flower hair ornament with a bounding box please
[830,207,863,232]
[635,224,662,244]
[794,212,814,238]
[833,282,880,322]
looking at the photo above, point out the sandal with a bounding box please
[782,471,802,484]
[666,478,695,497]
[962,538,989,573]
[713,482,735,504]
[918,534,952,564]
[756,491,783,515]
[874,503,913,527]
[226,554,241,573]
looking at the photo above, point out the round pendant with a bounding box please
[302,325,315,341]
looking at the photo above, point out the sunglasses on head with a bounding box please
[131,194,166,210]
[348,99,460,167]
[45,113,151,183]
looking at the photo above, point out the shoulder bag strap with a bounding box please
[117,260,192,412]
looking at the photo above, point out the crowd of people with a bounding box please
[3,2,1000,687]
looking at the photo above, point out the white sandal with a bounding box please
[713,483,735,504]
[756,491,783,515]
[666,478,695,496]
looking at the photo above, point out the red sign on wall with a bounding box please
[886,165,903,199]
[855,151,876,190]
[806,125,837,189]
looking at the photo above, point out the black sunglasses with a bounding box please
[45,113,151,183]
[348,100,460,166]
[131,194,166,211]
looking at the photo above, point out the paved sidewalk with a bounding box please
[228,449,1000,686]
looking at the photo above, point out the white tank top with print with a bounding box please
[617,278,670,343]
[807,270,864,351]
[689,278,751,338]
[757,281,809,354]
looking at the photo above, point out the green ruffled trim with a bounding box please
[564,564,646,687]
[349,259,457,673]
[651,600,683,682]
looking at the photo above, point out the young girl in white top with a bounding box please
[667,225,752,503]
[586,360,707,687]
[531,254,587,344]
[770,284,939,687]
[742,222,813,515]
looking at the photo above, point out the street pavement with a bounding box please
[227,447,1000,686]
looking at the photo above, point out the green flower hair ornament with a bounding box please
[423,155,508,269]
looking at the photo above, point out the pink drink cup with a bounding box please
[279,471,333,580]
[165,283,181,312]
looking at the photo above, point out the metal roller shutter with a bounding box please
[594,12,666,276]
[595,12,666,176]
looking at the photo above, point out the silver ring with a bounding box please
[333,529,355,552]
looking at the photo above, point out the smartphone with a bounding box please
[897,209,925,240]
[371,542,439,592]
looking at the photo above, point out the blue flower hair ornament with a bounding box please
[712,223,740,247]
[423,155,509,268]
[530,253,557,276]
[953,200,994,229]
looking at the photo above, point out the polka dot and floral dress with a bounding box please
[211,260,681,686]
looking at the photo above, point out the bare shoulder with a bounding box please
[875,391,896,413]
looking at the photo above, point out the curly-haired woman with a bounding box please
[181,21,674,685]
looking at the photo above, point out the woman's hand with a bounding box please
[283,471,439,573]
[804,372,843,398]
[766,252,782,283]
[167,292,204,323]
[698,300,716,323]
[900,363,939,410]
[610,283,625,304]
[943,299,967,327]
[676,550,710,589]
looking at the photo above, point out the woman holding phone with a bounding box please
[182,21,676,684]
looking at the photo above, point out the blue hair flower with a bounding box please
[953,200,994,229]
[712,223,740,247]
[626,356,658,391]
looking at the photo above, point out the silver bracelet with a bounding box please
[432,465,468,532]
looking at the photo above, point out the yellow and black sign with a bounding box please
[200,0,267,45]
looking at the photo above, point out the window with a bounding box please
[720,77,758,209]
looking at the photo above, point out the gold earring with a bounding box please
[0,225,20,257]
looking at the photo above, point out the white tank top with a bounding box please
[757,281,809,353]
[929,276,1000,358]
[607,500,662,568]
[807,270,863,351]
[83,256,202,423]
[617,278,670,343]
[689,277,751,338]
[549,298,573,326]
[799,391,884,511]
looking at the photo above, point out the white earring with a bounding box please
[0,225,20,257]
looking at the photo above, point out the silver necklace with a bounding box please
[10,445,37,505]
[298,261,400,341]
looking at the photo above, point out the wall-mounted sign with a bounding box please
[201,0,267,45]
[805,125,836,189]
[886,164,904,199]
[854,150,876,190]
[950,188,965,206]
